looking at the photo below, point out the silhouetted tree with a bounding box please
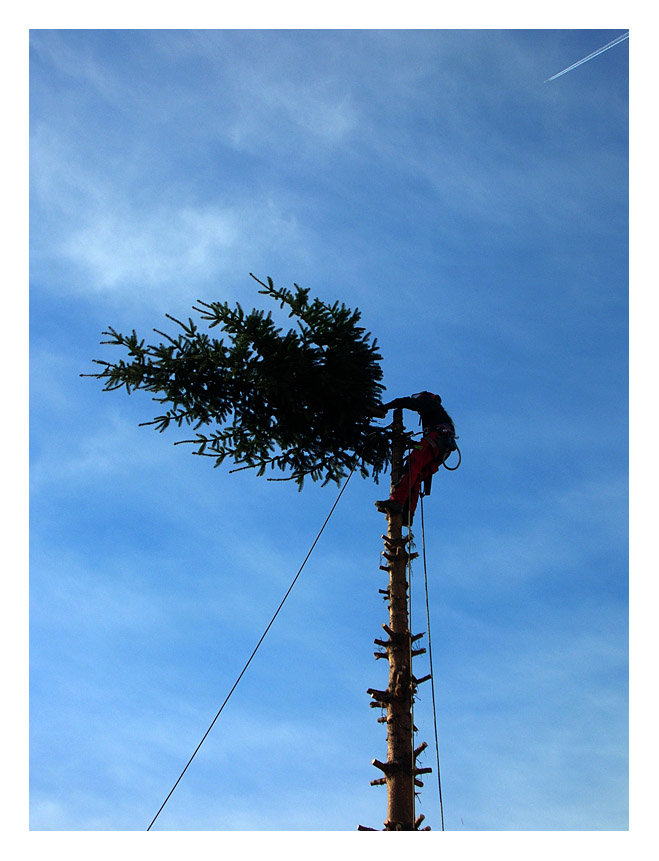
[85,273,434,830]
[84,274,390,487]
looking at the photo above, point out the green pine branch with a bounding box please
[83,274,389,488]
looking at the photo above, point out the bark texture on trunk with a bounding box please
[364,408,431,831]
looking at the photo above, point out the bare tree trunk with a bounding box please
[364,408,431,831]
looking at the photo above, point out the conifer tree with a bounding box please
[84,274,390,487]
[85,273,437,829]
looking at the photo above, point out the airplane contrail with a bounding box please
[545,31,629,82]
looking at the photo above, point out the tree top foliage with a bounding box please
[84,274,390,487]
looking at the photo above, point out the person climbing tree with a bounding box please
[84,277,458,832]
[374,391,456,524]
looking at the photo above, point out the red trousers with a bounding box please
[391,430,448,516]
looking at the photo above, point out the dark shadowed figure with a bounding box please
[374,391,456,524]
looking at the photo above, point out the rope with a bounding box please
[395,425,452,829]
[146,463,358,831]
[419,494,445,830]
[443,442,461,471]
[403,439,416,826]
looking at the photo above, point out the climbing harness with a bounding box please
[411,426,460,496]
[442,440,461,471]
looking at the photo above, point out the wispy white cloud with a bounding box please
[226,79,358,154]
[30,29,626,309]
[150,30,361,154]
[57,201,252,298]
[30,128,304,304]
[28,28,628,834]
[30,30,126,109]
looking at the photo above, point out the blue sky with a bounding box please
[28,27,629,835]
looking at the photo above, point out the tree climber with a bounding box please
[374,391,456,524]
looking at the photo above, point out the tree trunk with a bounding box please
[365,407,430,831]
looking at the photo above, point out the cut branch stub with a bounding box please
[371,759,391,774]
[367,688,389,702]
[368,406,419,831]
[382,534,411,548]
